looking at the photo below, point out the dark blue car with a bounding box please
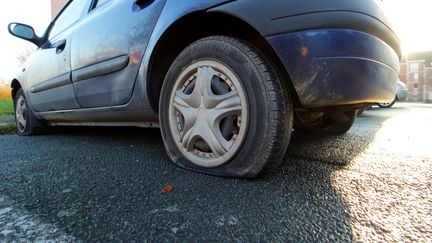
[8,0,400,177]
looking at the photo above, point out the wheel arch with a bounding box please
[11,79,22,101]
[146,11,300,115]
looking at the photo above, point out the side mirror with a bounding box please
[8,23,42,47]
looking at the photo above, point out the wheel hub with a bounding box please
[168,60,248,168]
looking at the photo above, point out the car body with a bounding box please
[9,0,400,177]
[396,81,408,101]
[377,80,408,108]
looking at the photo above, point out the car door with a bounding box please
[70,0,166,108]
[25,0,91,112]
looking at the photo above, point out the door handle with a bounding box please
[53,39,66,54]
[134,0,154,9]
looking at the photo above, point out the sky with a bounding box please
[380,0,432,54]
[0,1,51,83]
[0,0,431,84]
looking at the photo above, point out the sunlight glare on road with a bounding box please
[368,106,432,159]
[331,105,432,241]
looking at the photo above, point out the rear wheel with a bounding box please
[14,89,45,136]
[377,96,397,108]
[159,36,293,177]
[294,110,357,134]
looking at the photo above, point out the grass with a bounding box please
[0,86,16,134]
[0,85,13,117]
[0,99,14,117]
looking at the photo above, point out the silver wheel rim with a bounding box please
[15,96,27,133]
[379,102,391,106]
[168,59,248,168]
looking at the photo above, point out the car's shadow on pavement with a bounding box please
[0,112,389,241]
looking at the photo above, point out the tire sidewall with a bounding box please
[14,89,32,136]
[159,38,281,177]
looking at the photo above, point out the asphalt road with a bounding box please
[0,103,431,242]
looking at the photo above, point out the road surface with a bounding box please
[0,103,431,241]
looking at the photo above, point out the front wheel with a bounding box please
[13,89,45,136]
[159,36,293,178]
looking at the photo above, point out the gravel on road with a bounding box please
[0,116,15,135]
[0,103,431,241]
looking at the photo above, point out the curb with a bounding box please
[0,115,14,123]
[0,116,15,135]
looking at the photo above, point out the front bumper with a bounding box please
[268,29,400,108]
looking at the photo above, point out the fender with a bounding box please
[208,0,401,57]
[208,0,401,108]
[132,0,234,113]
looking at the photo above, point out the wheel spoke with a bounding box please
[215,91,241,110]
[181,125,200,152]
[16,103,22,115]
[196,66,215,92]
[15,96,27,131]
[180,115,231,156]
[208,93,242,123]
[18,115,26,128]
[168,60,248,167]
[203,73,238,105]
[173,92,197,138]
[197,66,218,106]
[176,66,215,109]
[205,123,231,155]
[16,105,21,122]
[213,105,242,121]
[173,91,191,108]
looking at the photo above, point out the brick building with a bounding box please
[51,0,67,19]
[399,51,432,102]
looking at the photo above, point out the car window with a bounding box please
[49,0,89,39]
[95,0,110,8]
